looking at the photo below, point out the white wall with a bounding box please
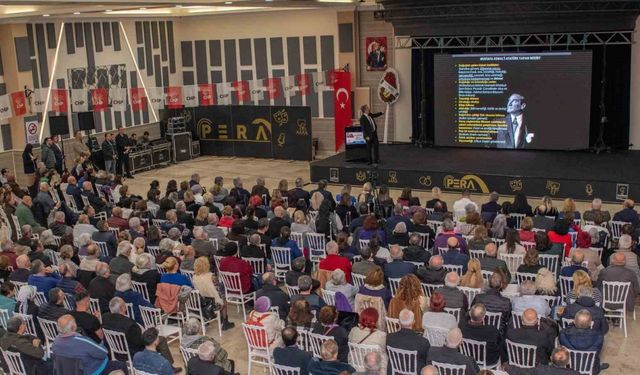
[393,45,412,142]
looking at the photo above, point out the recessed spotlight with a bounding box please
[43,14,50,17]
[73,11,80,15]
[140,7,146,10]
[105,9,112,12]
[225,1,233,4]
[175,5,183,8]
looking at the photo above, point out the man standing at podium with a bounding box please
[360,104,384,165]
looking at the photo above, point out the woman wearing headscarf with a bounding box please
[245,296,285,350]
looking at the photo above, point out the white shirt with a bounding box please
[453,198,478,220]
[511,114,524,146]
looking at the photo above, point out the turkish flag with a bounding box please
[91,88,108,112]
[166,86,183,109]
[295,73,311,96]
[264,78,282,100]
[129,87,147,111]
[232,81,250,103]
[333,70,351,151]
[10,91,27,116]
[51,89,68,113]
[198,84,216,106]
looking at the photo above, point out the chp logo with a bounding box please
[443,174,490,193]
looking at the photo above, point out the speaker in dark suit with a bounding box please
[497,93,534,149]
[359,104,383,164]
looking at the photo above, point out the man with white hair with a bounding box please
[128,217,144,239]
[597,252,639,312]
[107,206,129,231]
[434,272,468,311]
[453,189,478,220]
[73,214,98,242]
[506,308,556,366]
[319,240,353,283]
[81,180,107,212]
[433,218,468,255]
[459,303,501,367]
[354,351,383,375]
[36,181,58,218]
[583,198,611,223]
[385,203,414,239]
[114,273,153,325]
[102,296,146,354]
[560,309,607,373]
[384,244,417,280]
[50,211,72,236]
[387,309,431,371]
[268,206,290,239]
[307,339,355,374]
[191,226,216,257]
[203,213,229,247]
[479,242,511,282]
[613,198,639,226]
[92,220,117,256]
[504,346,581,375]
[108,241,134,282]
[181,317,234,372]
[187,340,236,375]
[427,328,479,375]
[473,272,511,330]
[512,280,550,317]
[416,254,447,284]
[87,262,115,312]
[52,314,128,374]
[612,234,640,286]
[251,176,271,205]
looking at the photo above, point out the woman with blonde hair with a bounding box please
[566,269,602,305]
[357,182,373,204]
[535,267,559,296]
[291,209,314,236]
[460,259,484,289]
[388,274,427,330]
[560,197,581,220]
[310,191,324,211]
[195,206,210,226]
[533,196,558,217]
[192,256,234,330]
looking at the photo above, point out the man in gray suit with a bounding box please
[497,93,534,149]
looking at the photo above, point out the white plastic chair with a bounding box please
[14,313,37,337]
[559,276,574,299]
[307,233,327,267]
[359,239,370,250]
[388,277,401,296]
[295,327,311,352]
[103,329,133,373]
[209,238,220,252]
[124,302,135,319]
[348,342,380,372]
[457,286,481,304]
[185,290,222,337]
[469,250,484,259]
[409,232,430,249]
[515,272,537,285]
[498,253,524,275]
[484,311,502,329]
[0,309,10,329]
[511,311,539,329]
[610,221,629,241]
[352,273,366,288]
[443,264,462,275]
[421,283,440,298]
[139,305,182,344]
[506,339,537,368]
[481,270,493,283]
[131,281,151,303]
[243,257,266,276]
[34,292,46,307]
[602,280,631,337]
[461,338,500,369]
[11,281,26,296]
[179,346,199,369]
[290,232,305,249]
[321,289,336,306]
[272,364,301,375]
[2,349,27,375]
[387,346,418,375]
[423,326,449,347]
[385,316,401,333]
[444,307,461,323]
[309,332,332,359]
[37,317,59,356]
[541,295,563,308]
[567,349,597,375]
[492,238,505,248]
[285,285,299,298]
[271,246,292,282]
[94,241,110,258]
[538,254,559,276]
[89,298,102,323]
[437,247,450,255]
[181,269,195,283]
[147,245,161,257]
[220,271,255,320]
[510,213,526,229]
[432,361,466,375]
[521,241,536,251]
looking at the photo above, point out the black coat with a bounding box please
[273,346,313,375]
[256,284,289,320]
[102,312,144,356]
[506,324,556,366]
[388,328,431,373]
[427,346,479,375]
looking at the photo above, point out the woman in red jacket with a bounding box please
[547,219,573,257]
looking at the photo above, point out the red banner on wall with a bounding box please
[198,84,216,106]
[232,81,250,102]
[265,78,282,100]
[166,86,183,109]
[10,91,27,116]
[91,88,108,112]
[333,70,351,151]
[129,88,146,112]
[51,89,68,113]
[295,73,311,96]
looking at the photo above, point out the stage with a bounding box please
[310,144,640,202]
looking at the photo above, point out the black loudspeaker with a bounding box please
[170,132,192,162]
[77,112,96,131]
[49,116,69,136]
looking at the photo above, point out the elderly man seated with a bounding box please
[0,316,50,374]
[442,237,469,274]
[434,272,468,311]
[560,309,608,372]
[387,309,431,371]
[319,240,352,284]
[181,317,234,372]
[562,286,609,335]
[473,272,511,331]
[459,303,502,367]
[273,327,312,375]
[433,219,468,255]
[506,308,556,366]
[427,328,479,375]
[416,254,446,284]
[50,211,72,236]
[512,280,551,317]
[384,244,417,280]
[191,226,217,257]
[504,346,581,375]
[307,339,355,374]
[355,352,384,375]
[597,252,639,312]
[187,341,237,375]
[479,242,511,282]
[560,250,589,278]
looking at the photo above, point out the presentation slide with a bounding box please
[434,52,593,150]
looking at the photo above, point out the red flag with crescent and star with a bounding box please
[333,70,351,151]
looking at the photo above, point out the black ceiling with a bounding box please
[376,0,640,36]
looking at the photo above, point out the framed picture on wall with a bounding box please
[365,37,388,71]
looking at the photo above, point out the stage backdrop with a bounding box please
[160,105,312,161]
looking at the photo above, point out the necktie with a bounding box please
[369,116,376,132]
[513,117,521,146]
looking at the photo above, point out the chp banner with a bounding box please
[333,70,352,151]
[110,88,128,111]
[0,95,11,120]
[51,89,69,113]
[71,89,88,112]
[199,84,216,106]
[183,86,199,108]
[91,88,109,112]
[166,87,183,109]
[29,89,48,114]
[130,88,147,111]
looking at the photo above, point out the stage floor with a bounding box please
[310,144,640,202]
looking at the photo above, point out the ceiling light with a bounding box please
[43,14,50,17]
[105,9,112,12]
[73,11,80,15]
[175,5,183,8]
[140,7,146,10]
[225,1,233,4]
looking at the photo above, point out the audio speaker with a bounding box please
[77,112,96,131]
[170,132,192,162]
[49,116,69,136]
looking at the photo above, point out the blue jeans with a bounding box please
[104,160,115,174]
